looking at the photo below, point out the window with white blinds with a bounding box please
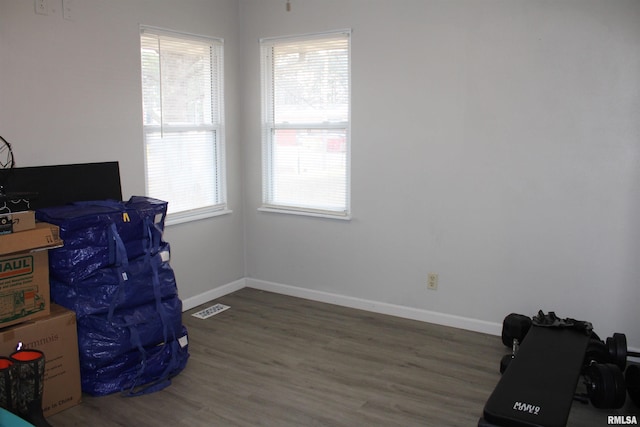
[140,27,227,224]
[260,30,351,218]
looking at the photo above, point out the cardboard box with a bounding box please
[0,211,36,235]
[0,304,82,417]
[0,251,50,329]
[0,222,62,256]
[0,222,61,328]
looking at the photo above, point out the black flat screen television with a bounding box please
[0,161,122,209]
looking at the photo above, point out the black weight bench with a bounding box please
[479,324,591,427]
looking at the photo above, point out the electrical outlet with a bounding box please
[63,0,75,20]
[35,0,49,15]
[427,273,438,290]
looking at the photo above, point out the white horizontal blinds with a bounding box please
[263,31,350,216]
[272,36,349,125]
[141,28,225,216]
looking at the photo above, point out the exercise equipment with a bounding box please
[480,311,635,427]
[582,362,626,409]
[627,365,640,407]
[501,313,532,347]
[499,333,521,375]
[481,317,592,426]
[584,332,640,371]
[499,313,531,375]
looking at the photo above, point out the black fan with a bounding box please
[0,136,38,204]
[0,135,15,196]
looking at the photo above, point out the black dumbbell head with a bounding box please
[626,364,640,408]
[585,363,626,409]
[606,333,628,370]
[501,313,532,347]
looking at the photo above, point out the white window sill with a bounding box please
[166,208,232,226]
[258,206,351,221]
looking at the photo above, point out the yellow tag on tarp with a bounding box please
[122,212,130,222]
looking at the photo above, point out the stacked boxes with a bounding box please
[0,304,82,417]
[0,222,62,329]
[0,220,82,416]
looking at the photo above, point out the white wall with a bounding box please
[0,0,246,302]
[240,0,640,346]
[1,0,639,348]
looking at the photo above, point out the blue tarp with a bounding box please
[36,196,167,283]
[37,197,189,396]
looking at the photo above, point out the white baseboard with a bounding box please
[182,277,640,351]
[181,278,246,311]
[245,278,503,337]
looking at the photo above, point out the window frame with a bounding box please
[140,25,230,226]
[259,30,352,220]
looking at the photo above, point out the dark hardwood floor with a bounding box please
[48,288,637,426]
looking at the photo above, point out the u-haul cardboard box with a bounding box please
[0,222,62,328]
[0,304,82,417]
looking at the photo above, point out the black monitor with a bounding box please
[1,161,122,209]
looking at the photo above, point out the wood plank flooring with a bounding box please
[49,288,637,426]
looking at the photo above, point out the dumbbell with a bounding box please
[608,334,640,408]
[606,333,640,369]
[499,313,532,374]
[500,345,517,375]
[501,313,532,347]
[582,362,627,409]
[626,364,640,407]
[583,332,640,409]
[584,332,640,371]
